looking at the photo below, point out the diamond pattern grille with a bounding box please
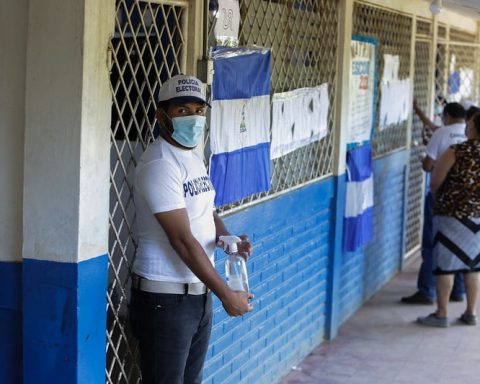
[352,2,412,157]
[435,27,480,106]
[208,0,339,212]
[405,39,431,255]
[107,1,188,383]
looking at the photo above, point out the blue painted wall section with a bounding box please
[203,180,335,384]
[339,150,408,324]
[0,261,22,384]
[23,255,108,384]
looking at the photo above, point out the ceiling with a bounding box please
[442,0,480,19]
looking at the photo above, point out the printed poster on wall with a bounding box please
[270,84,329,159]
[347,35,377,146]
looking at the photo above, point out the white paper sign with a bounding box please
[214,0,240,47]
[271,84,329,159]
[382,54,400,82]
[379,79,410,131]
[348,39,376,145]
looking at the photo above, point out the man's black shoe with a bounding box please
[401,291,434,304]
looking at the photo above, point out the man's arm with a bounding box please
[154,208,253,316]
[413,100,440,132]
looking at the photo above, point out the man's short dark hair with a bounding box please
[443,102,466,119]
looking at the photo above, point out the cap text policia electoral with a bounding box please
[157,74,209,106]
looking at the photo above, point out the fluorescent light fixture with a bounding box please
[429,0,442,15]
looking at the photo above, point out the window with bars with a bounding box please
[209,0,339,213]
[435,27,480,106]
[352,2,412,157]
[107,1,189,383]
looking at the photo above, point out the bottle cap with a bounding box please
[219,235,242,253]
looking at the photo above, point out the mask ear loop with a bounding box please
[159,108,174,136]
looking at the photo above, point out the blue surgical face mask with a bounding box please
[170,115,206,148]
[435,105,443,115]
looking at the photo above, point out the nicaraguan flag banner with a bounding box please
[344,143,374,252]
[210,47,271,206]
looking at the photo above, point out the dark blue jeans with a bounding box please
[418,192,464,299]
[129,288,212,384]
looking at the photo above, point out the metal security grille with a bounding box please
[107,1,189,383]
[210,0,339,211]
[352,2,412,157]
[435,27,480,106]
[405,34,431,256]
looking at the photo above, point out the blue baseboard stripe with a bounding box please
[23,255,108,384]
[0,261,23,384]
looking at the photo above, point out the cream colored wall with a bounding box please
[23,0,115,263]
[0,0,28,263]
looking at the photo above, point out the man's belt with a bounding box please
[132,274,208,295]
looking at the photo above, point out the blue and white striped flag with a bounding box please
[210,48,271,206]
[344,143,374,252]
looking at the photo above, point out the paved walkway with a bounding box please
[279,256,480,384]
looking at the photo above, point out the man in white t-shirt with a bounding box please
[402,102,467,305]
[130,74,253,384]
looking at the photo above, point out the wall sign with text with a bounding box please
[347,35,378,147]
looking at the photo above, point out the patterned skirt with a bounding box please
[432,215,480,275]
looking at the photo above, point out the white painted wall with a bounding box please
[0,0,28,263]
[23,0,115,263]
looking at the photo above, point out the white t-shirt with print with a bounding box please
[426,122,466,161]
[133,137,216,282]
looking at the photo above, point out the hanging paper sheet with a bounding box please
[382,54,400,82]
[378,54,410,131]
[209,47,271,206]
[213,0,240,47]
[270,84,329,159]
[378,78,410,131]
[347,36,377,147]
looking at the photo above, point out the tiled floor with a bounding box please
[278,256,480,384]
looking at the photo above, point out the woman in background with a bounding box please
[418,112,480,327]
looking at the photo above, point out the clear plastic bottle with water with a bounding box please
[220,235,249,292]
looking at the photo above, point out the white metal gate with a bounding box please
[405,19,432,256]
[107,1,189,382]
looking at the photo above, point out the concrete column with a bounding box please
[23,0,114,382]
[326,0,353,340]
[0,1,28,382]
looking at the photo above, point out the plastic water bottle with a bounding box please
[220,235,249,292]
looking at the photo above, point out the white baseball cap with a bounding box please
[462,100,475,111]
[157,74,210,107]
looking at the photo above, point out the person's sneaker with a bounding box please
[449,295,464,302]
[417,313,449,327]
[401,291,434,304]
[459,313,477,326]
